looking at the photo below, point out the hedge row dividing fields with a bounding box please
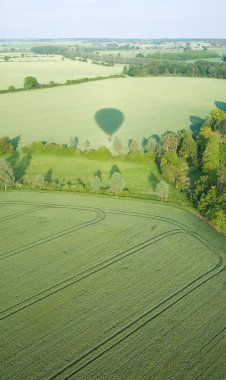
[0,192,225,380]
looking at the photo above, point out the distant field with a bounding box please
[0,60,123,89]
[0,77,226,150]
[0,191,225,379]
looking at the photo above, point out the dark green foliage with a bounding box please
[24,76,39,89]
[202,132,220,174]
[147,50,220,61]
[127,60,226,79]
[178,130,198,168]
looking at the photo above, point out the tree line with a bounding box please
[0,108,225,231]
[136,50,220,60]
[124,60,226,79]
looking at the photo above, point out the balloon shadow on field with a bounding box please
[95,108,124,141]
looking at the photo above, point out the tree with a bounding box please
[160,152,189,190]
[36,175,45,189]
[146,138,157,153]
[92,175,101,193]
[4,55,10,62]
[202,132,220,174]
[156,181,169,201]
[69,137,79,149]
[213,210,226,232]
[158,132,179,158]
[24,76,39,89]
[129,139,140,153]
[110,172,125,197]
[0,136,14,154]
[8,85,15,92]
[178,130,198,168]
[113,136,123,155]
[0,160,15,190]
[84,140,90,151]
[217,166,226,192]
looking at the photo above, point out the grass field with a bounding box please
[1,77,226,150]
[0,60,123,89]
[6,152,187,202]
[0,191,225,379]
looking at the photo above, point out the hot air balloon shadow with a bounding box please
[95,108,124,141]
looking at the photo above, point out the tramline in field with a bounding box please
[0,192,225,379]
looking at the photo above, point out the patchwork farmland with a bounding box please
[1,192,225,379]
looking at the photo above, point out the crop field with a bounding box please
[0,191,225,379]
[1,77,226,150]
[0,60,123,90]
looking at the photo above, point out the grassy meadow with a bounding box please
[0,191,225,379]
[7,152,164,198]
[1,77,226,150]
[0,59,123,90]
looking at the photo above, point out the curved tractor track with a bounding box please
[0,202,105,260]
[0,200,225,379]
[1,200,192,320]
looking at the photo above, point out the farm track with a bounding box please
[0,203,105,260]
[49,258,225,380]
[0,228,183,319]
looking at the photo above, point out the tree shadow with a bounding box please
[94,170,102,180]
[10,135,21,150]
[142,137,148,151]
[148,172,159,191]
[7,151,20,170]
[190,115,205,137]
[150,134,161,144]
[44,168,53,183]
[8,153,32,181]
[215,101,226,112]
[110,164,121,178]
[75,178,85,187]
[95,108,124,140]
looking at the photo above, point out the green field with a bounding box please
[0,191,225,379]
[0,60,123,90]
[1,77,226,150]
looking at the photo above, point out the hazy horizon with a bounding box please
[1,0,226,39]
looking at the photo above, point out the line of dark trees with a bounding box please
[124,60,226,79]
[137,50,220,60]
